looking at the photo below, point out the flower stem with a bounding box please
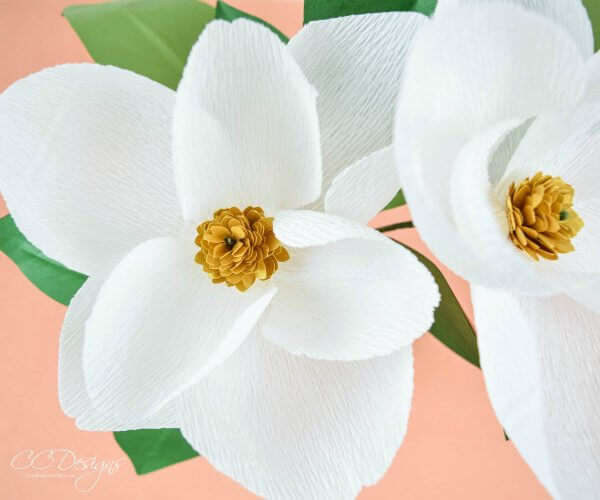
[376,221,414,233]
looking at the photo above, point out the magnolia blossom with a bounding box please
[394,1,600,497]
[0,15,439,499]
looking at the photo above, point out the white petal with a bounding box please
[584,51,600,97]
[0,64,181,276]
[324,146,400,224]
[436,0,594,59]
[59,276,178,430]
[396,3,585,289]
[173,20,321,220]
[449,115,600,296]
[502,100,600,200]
[289,13,426,209]
[499,101,600,276]
[267,210,439,360]
[176,332,415,499]
[274,209,378,248]
[473,286,600,498]
[564,273,600,314]
[448,120,559,294]
[83,237,276,421]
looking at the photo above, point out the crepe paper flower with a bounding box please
[394,1,600,497]
[0,15,440,498]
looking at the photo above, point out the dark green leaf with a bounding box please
[583,0,600,51]
[383,189,406,210]
[114,429,199,474]
[304,0,437,24]
[63,0,215,90]
[215,0,288,42]
[396,241,480,367]
[0,215,86,306]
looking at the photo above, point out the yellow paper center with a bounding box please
[506,171,584,261]
[195,206,289,291]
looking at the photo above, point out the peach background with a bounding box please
[0,1,549,499]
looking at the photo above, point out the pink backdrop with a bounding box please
[0,1,550,498]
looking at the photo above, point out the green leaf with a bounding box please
[383,189,406,210]
[63,0,215,90]
[114,429,199,474]
[411,0,436,15]
[215,0,288,42]
[397,241,480,367]
[0,215,86,306]
[583,0,600,51]
[304,0,437,24]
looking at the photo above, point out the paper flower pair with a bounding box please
[1,11,438,500]
[1,0,599,499]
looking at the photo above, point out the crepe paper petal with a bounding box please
[473,286,600,498]
[0,64,181,276]
[448,120,556,295]
[289,12,426,210]
[436,0,593,59]
[584,50,600,97]
[177,332,414,499]
[265,209,438,360]
[396,3,585,290]
[83,237,276,421]
[274,209,377,247]
[59,276,178,430]
[495,101,600,277]
[63,0,215,90]
[564,274,600,315]
[324,146,400,224]
[173,20,321,221]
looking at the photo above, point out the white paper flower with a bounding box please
[394,1,600,497]
[0,16,439,499]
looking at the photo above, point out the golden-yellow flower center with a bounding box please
[506,171,584,261]
[194,206,289,292]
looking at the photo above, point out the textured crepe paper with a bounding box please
[0,1,549,499]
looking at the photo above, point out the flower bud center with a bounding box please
[194,206,289,292]
[506,171,584,261]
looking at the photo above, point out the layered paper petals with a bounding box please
[0,64,181,276]
[436,0,594,59]
[324,146,400,224]
[448,120,559,294]
[173,20,322,220]
[83,237,276,421]
[266,210,439,360]
[396,3,586,284]
[473,286,600,498]
[498,100,600,277]
[289,13,426,208]
[444,101,600,296]
[59,276,178,430]
[177,332,415,499]
[564,274,600,315]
